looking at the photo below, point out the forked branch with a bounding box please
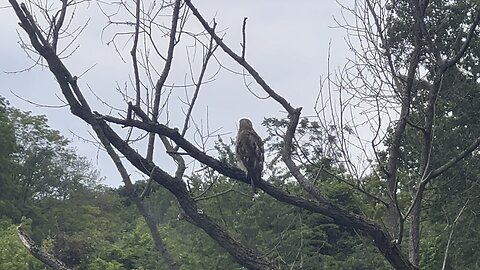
[184,0,296,114]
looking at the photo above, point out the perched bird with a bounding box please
[235,118,264,193]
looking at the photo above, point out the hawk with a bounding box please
[235,118,264,193]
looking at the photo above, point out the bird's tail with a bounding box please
[247,171,260,194]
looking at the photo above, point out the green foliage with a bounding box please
[87,258,124,270]
[390,52,480,270]
[8,106,101,204]
[387,0,479,72]
[383,1,480,268]
[0,97,19,221]
[195,137,391,269]
[0,219,46,270]
[0,98,392,269]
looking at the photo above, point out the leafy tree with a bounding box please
[7,0,480,269]
[382,1,480,268]
[0,219,46,270]
[0,98,19,221]
[0,98,108,267]
[0,99,395,269]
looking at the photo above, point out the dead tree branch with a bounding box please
[17,225,71,270]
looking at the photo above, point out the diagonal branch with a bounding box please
[146,0,181,161]
[180,34,217,138]
[441,199,469,270]
[10,0,417,268]
[92,117,274,269]
[100,113,416,269]
[17,225,71,270]
[427,136,480,181]
[51,0,67,52]
[90,118,180,270]
[442,9,480,70]
[20,3,49,47]
[185,0,296,114]
[282,108,330,202]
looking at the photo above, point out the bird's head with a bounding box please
[239,118,253,129]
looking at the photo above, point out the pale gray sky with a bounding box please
[1,1,352,186]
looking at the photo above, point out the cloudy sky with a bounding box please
[1,1,352,186]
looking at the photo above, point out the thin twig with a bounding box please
[442,200,469,270]
[241,17,247,59]
[185,0,296,114]
[131,0,142,107]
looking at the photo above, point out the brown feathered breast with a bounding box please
[236,119,264,192]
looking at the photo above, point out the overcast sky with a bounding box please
[1,1,352,186]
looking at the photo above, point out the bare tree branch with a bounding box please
[90,118,180,270]
[10,0,451,269]
[51,0,67,52]
[442,200,468,270]
[185,0,296,114]
[146,0,181,161]
[241,17,247,59]
[131,0,142,107]
[100,113,415,269]
[17,225,71,270]
[282,108,330,202]
[428,136,480,181]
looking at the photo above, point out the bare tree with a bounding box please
[326,0,480,268]
[7,0,480,269]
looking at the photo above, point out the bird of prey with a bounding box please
[235,118,264,193]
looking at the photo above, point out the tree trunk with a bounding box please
[408,187,424,267]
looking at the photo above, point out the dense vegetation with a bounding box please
[0,98,391,269]
[2,85,480,269]
[5,0,480,269]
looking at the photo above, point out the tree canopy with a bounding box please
[5,0,480,269]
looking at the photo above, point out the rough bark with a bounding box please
[17,225,71,270]
[8,1,415,268]
[100,115,417,270]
